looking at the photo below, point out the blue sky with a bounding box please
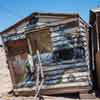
[0,0,100,32]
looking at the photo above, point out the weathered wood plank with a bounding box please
[14,86,91,96]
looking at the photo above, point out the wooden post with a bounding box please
[96,12,100,89]
[96,13,100,52]
[27,38,33,56]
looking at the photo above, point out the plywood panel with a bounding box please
[27,28,52,54]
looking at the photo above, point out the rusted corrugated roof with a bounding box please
[0,12,79,34]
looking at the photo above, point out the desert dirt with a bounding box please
[0,47,12,95]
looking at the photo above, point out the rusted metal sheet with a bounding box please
[5,39,28,56]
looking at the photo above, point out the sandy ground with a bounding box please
[0,96,79,100]
[0,47,12,95]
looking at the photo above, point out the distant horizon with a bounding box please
[0,0,100,32]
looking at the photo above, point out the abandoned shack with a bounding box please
[0,12,92,96]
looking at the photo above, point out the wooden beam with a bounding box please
[14,86,91,96]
